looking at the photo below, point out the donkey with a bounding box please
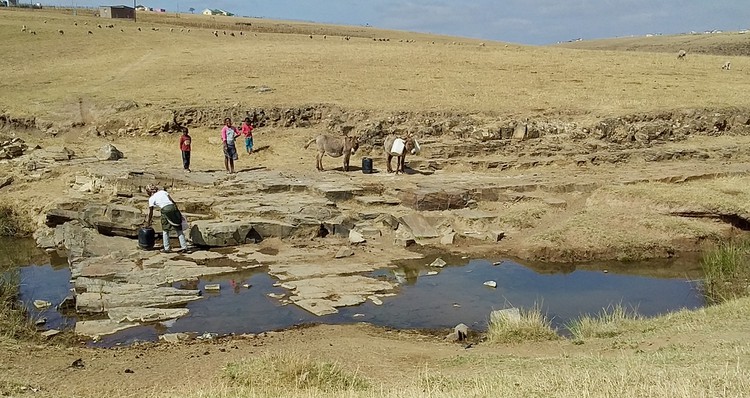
[383,135,417,174]
[304,134,359,171]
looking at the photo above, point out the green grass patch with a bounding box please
[566,304,644,340]
[486,305,559,344]
[702,239,750,304]
[223,353,369,394]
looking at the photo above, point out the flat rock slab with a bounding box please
[454,209,499,220]
[77,259,138,278]
[75,278,201,313]
[108,307,190,323]
[399,213,439,238]
[75,319,140,339]
[354,195,401,206]
[118,261,238,286]
[284,275,397,316]
[182,250,226,263]
[268,261,387,281]
[314,183,364,201]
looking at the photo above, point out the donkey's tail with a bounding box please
[303,137,316,149]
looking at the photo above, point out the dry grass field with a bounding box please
[3,7,750,398]
[1,8,749,124]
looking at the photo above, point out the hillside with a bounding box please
[556,30,750,57]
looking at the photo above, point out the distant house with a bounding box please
[202,8,233,16]
[99,5,135,19]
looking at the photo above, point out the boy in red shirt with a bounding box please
[241,117,254,155]
[179,129,191,172]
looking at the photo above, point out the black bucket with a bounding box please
[138,226,156,250]
[362,157,373,174]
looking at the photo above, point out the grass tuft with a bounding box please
[223,352,369,393]
[702,239,750,304]
[0,269,37,344]
[0,205,32,237]
[566,304,643,340]
[486,304,559,344]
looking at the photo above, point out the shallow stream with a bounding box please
[3,238,705,346]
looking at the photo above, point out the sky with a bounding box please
[44,1,750,45]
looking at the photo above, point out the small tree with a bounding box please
[189,7,194,13]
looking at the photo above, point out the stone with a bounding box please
[398,213,439,239]
[75,319,139,339]
[159,332,193,343]
[543,198,567,208]
[285,275,396,316]
[368,295,383,305]
[190,221,253,247]
[204,284,221,291]
[490,308,521,324]
[429,258,447,268]
[440,232,456,245]
[0,176,12,189]
[33,300,51,309]
[486,230,505,242]
[398,188,470,211]
[45,209,79,228]
[483,281,497,288]
[314,183,364,201]
[42,146,75,161]
[108,307,189,323]
[97,144,123,161]
[249,219,312,240]
[349,230,366,244]
[454,323,469,341]
[394,237,416,247]
[41,329,61,339]
[335,247,355,258]
[74,279,201,313]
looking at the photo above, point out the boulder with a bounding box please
[398,187,470,211]
[398,213,439,239]
[97,143,123,161]
[41,146,75,161]
[349,229,366,244]
[335,247,355,258]
[490,308,521,324]
[190,220,253,247]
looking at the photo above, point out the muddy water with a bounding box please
[5,239,704,345]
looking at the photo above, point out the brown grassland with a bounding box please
[2,7,750,398]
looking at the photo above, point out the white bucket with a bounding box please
[390,138,405,155]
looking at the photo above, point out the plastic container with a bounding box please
[362,157,373,174]
[390,138,405,155]
[138,226,156,250]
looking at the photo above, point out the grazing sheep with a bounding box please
[722,61,731,70]
[74,22,77,26]
[479,42,485,47]
[309,35,313,39]
[239,31,243,36]
[213,31,218,37]
[29,31,36,35]
[58,29,64,34]
[137,27,141,31]
[87,30,93,35]
[230,32,235,37]
[169,28,173,32]
[43,20,47,23]
[21,25,27,32]
[187,29,190,33]
[97,24,102,28]
[677,49,687,59]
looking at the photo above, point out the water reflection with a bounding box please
[10,238,705,345]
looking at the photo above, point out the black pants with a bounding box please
[182,150,190,170]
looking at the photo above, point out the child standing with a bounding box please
[179,128,192,172]
[241,117,254,155]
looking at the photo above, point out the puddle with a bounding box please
[5,239,705,345]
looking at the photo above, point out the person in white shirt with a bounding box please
[145,184,189,253]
